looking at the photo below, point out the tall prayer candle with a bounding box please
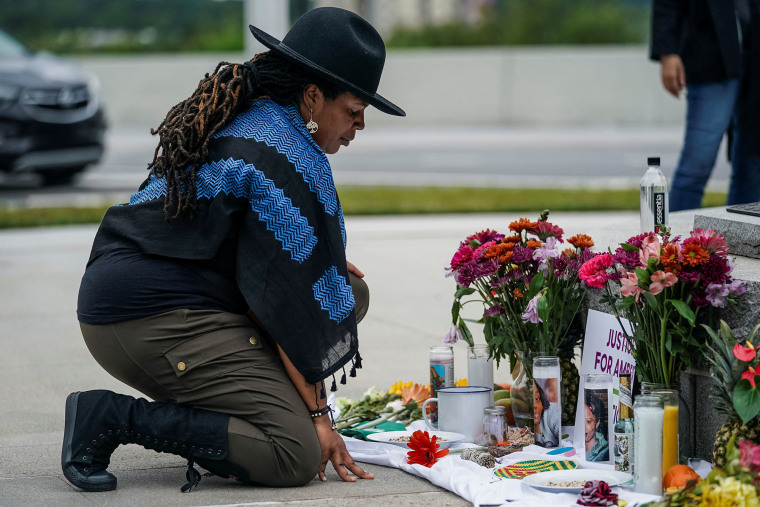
[634,395,664,495]
[655,389,679,475]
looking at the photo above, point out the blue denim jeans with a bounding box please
[670,78,760,211]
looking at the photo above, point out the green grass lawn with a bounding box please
[0,186,728,229]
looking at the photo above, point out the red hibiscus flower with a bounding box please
[406,430,449,467]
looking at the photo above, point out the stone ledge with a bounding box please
[694,207,760,260]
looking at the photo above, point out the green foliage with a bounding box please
[734,377,760,425]
[0,0,244,54]
[0,188,729,230]
[387,0,650,48]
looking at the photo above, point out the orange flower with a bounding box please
[509,218,537,233]
[562,247,577,259]
[406,430,449,467]
[568,234,594,249]
[526,240,542,249]
[502,235,521,245]
[513,288,524,298]
[681,242,709,267]
[484,243,515,264]
[401,383,430,406]
[660,243,682,272]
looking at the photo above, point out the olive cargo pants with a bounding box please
[80,273,369,486]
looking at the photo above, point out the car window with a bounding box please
[0,30,26,57]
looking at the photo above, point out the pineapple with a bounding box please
[561,356,579,426]
[704,321,760,467]
[559,315,584,426]
[713,419,760,468]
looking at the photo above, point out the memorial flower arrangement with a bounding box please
[333,380,467,432]
[647,437,760,507]
[445,211,594,425]
[445,210,594,371]
[579,228,746,388]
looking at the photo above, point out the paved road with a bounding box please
[0,125,732,207]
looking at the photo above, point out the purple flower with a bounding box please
[533,237,561,264]
[442,326,461,344]
[612,247,639,269]
[484,305,505,317]
[512,246,534,263]
[679,270,700,284]
[451,258,499,287]
[522,295,542,324]
[464,229,504,246]
[702,254,731,284]
[705,283,730,308]
[729,279,747,297]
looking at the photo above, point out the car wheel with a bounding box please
[38,167,85,186]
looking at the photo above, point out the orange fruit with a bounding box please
[663,464,700,490]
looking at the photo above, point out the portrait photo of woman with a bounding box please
[533,378,560,447]
[584,389,610,462]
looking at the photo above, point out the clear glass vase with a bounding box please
[510,351,534,430]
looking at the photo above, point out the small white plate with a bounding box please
[521,469,633,492]
[366,430,465,449]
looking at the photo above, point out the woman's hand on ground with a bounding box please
[314,417,374,482]
[347,261,364,278]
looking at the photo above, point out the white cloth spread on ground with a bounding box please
[345,421,662,507]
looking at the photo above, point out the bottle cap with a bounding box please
[647,157,660,166]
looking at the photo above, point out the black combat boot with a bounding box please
[61,390,231,492]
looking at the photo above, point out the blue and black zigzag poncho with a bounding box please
[87,99,359,385]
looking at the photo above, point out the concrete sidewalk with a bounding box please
[0,210,707,506]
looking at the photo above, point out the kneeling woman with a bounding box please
[62,7,404,492]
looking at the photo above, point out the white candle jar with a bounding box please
[634,394,664,495]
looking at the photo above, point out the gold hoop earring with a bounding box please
[306,108,318,134]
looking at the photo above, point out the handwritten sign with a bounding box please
[574,309,635,449]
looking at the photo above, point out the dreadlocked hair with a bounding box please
[148,52,342,220]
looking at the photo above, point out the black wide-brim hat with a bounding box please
[249,7,405,117]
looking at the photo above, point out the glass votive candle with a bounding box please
[634,394,664,495]
[583,373,613,463]
[654,389,679,476]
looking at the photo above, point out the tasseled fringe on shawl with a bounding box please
[349,351,362,378]
[319,351,364,398]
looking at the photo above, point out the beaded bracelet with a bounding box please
[309,406,337,431]
[309,406,332,418]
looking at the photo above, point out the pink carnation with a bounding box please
[579,254,614,289]
[450,245,474,270]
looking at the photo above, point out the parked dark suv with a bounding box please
[0,29,106,185]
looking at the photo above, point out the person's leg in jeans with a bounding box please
[727,84,760,205]
[669,79,740,211]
